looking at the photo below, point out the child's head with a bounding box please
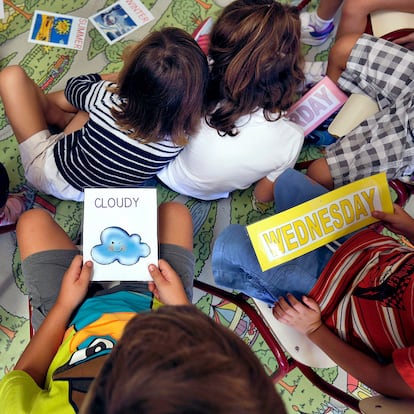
[207,0,304,136]
[112,28,209,146]
[81,305,286,414]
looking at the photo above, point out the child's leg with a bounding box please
[0,66,72,143]
[325,35,414,187]
[158,202,195,300]
[337,0,414,39]
[317,0,343,20]
[158,202,193,251]
[212,169,334,304]
[300,0,342,46]
[306,158,334,190]
[274,168,332,210]
[327,33,360,83]
[212,224,332,305]
[16,209,79,330]
[16,209,77,261]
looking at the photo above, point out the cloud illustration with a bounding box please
[91,226,150,265]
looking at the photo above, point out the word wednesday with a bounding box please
[247,173,393,271]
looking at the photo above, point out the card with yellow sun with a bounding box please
[28,10,88,50]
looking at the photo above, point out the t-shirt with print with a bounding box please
[0,290,157,413]
[309,229,414,390]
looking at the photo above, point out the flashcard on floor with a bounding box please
[89,0,154,44]
[28,10,88,50]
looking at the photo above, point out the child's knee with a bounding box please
[0,65,28,88]
[159,202,192,227]
[16,209,51,234]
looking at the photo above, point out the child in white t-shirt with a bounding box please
[158,0,305,202]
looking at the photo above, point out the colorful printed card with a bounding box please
[83,187,158,281]
[247,173,393,271]
[28,11,88,50]
[89,0,154,44]
[287,76,348,136]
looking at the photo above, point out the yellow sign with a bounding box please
[247,173,393,271]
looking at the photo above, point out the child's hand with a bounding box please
[372,204,414,242]
[56,255,92,312]
[272,294,322,336]
[147,259,190,305]
[393,33,414,51]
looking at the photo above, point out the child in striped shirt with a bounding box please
[0,27,208,201]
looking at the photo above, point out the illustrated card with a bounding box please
[83,187,158,281]
[89,0,154,44]
[28,10,88,50]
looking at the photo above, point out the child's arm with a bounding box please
[372,204,414,244]
[273,294,414,398]
[14,256,92,387]
[47,90,79,114]
[147,259,190,305]
[100,72,119,83]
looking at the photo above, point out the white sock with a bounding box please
[311,11,334,30]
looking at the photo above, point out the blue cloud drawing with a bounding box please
[91,226,150,265]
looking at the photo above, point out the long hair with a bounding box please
[111,28,209,146]
[206,0,304,136]
[80,306,286,414]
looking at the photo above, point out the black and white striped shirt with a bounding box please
[54,73,182,190]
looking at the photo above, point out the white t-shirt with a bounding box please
[157,110,304,200]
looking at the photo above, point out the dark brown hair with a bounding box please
[111,28,209,146]
[81,306,286,414]
[206,0,304,136]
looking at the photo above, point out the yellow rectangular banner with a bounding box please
[247,173,393,271]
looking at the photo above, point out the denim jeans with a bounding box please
[212,169,337,305]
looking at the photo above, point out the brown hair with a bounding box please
[81,306,286,414]
[111,28,209,146]
[206,0,304,136]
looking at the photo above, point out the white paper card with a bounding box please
[83,187,158,281]
[28,10,88,50]
[89,0,154,44]
[370,11,414,38]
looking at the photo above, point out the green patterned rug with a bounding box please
[0,1,366,413]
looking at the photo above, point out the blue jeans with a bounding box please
[212,169,336,305]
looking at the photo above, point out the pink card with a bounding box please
[287,76,348,136]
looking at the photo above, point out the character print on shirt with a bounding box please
[51,311,135,412]
[353,253,414,310]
